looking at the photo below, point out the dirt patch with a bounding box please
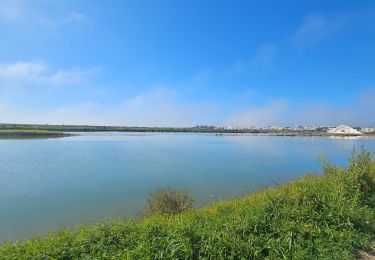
[358,243,375,260]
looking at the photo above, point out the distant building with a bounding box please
[361,127,375,133]
[327,125,363,136]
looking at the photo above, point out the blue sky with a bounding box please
[0,0,374,127]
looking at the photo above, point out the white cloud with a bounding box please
[0,60,98,87]
[0,87,217,126]
[37,67,97,86]
[0,61,46,78]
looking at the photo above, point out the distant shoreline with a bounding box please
[0,123,374,138]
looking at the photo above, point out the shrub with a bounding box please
[143,187,194,217]
[322,146,375,207]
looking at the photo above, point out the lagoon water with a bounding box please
[0,133,374,242]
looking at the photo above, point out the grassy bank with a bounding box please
[0,150,374,259]
[0,129,71,138]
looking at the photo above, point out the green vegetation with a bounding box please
[0,129,62,134]
[0,129,71,138]
[143,188,194,217]
[0,149,374,259]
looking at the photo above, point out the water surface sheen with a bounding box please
[0,133,374,242]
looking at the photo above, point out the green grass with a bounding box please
[0,129,70,138]
[0,129,62,134]
[0,149,374,259]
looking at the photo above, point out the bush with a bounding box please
[143,187,194,217]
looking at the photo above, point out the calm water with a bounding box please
[0,133,374,242]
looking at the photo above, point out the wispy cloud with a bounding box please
[231,12,349,74]
[292,13,347,47]
[254,43,278,67]
[1,86,374,127]
[291,88,375,126]
[0,0,84,31]
[0,60,98,87]
[0,0,25,23]
[232,43,278,73]
[36,12,85,31]
[230,12,348,75]
[223,99,288,127]
[222,87,375,127]
[110,87,216,126]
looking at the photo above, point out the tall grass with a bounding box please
[143,188,194,217]
[0,149,374,259]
